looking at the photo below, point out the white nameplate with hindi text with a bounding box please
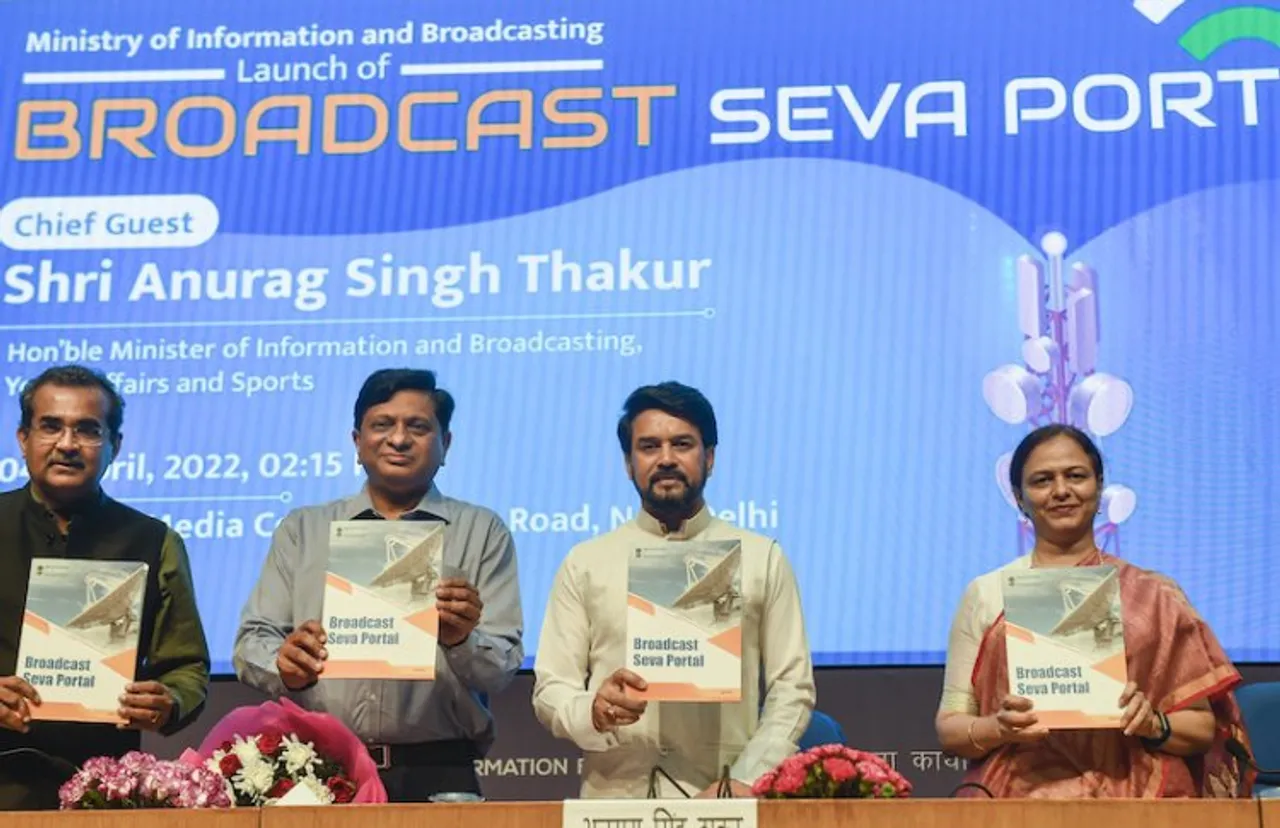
[563,798,757,828]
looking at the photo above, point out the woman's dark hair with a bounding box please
[616,382,718,454]
[1009,424,1104,496]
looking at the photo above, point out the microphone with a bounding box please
[1225,737,1280,777]
[646,765,692,799]
[950,781,995,798]
[715,764,734,798]
[0,748,80,778]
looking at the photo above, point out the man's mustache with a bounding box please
[49,455,85,468]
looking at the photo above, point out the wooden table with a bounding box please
[8,811,257,828]
[261,799,1263,828]
[6,799,1264,828]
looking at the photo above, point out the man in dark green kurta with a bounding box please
[0,365,209,810]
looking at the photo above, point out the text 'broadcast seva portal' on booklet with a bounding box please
[1002,564,1128,729]
[322,521,444,680]
[626,539,744,702]
[18,558,148,724]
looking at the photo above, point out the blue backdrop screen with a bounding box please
[1,0,1276,672]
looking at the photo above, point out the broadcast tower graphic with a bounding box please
[981,234,1137,556]
[981,0,1280,553]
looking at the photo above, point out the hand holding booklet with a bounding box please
[1002,564,1128,728]
[321,521,444,680]
[17,558,148,724]
[625,539,744,702]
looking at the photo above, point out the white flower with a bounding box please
[281,736,320,775]
[299,775,335,805]
[230,737,264,768]
[233,759,276,799]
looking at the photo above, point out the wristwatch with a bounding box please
[1140,711,1172,750]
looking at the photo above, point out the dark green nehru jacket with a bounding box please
[0,484,210,809]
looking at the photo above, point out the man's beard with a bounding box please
[639,470,705,518]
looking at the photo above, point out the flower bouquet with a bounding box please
[59,751,232,809]
[178,697,387,805]
[752,745,912,799]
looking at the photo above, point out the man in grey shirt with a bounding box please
[233,368,523,800]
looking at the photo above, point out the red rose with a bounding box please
[218,754,242,777]
[257,732,284,756]
[267,778,296,799]
[219,740,234,754]
[327,776,355,804]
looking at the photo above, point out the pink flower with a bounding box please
[774,763,809,796]
[80,757,117,779]
[119,751,157,774]
[751,770,779,796]
[858,765,889,787]
[57,774,89,808]
[58,753,234,810]
[780,754,809,774]
[101,765,139,801]
[751,745,916,800]
[821,757,856,784]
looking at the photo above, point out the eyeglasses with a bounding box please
[30,420,107,446]
[366,419,435,438]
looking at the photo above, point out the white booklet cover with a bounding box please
[322,521,444,680]
[625,539,743,702]
[18,558,148,724]
[1002,564,1127,728]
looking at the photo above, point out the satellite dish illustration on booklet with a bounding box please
[18,558,148,723]
[1002,564,1127,728]
[626,539,743,701]
[323,521,444,680]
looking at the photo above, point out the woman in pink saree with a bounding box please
[935,425,1252,798]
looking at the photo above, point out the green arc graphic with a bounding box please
[1179,6,1280,59]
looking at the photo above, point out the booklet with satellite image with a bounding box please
[1002,564,1127,728]
[17,558,148,724]
[323,521,444,680]
[625,539,743,702]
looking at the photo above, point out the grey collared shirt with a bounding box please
[232,486,523,752]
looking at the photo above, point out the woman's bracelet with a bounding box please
[968,717,990,752]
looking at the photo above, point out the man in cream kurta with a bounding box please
[532,382,815,798]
